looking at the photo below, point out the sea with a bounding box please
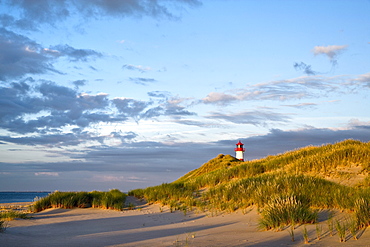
[0,192,51,203]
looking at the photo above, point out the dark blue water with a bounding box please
[0,192,51,203]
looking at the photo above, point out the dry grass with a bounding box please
[129,140,370,230]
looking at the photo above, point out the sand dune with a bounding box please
[2,197,370,246]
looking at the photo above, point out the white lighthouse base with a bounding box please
[236,151,244,161]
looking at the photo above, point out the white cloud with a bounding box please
[352,72,370,85]
[347,118,370,128]
[202,75,344,105]
[42,48,60,56]
[205,110,290,126]
[35,172,59,176]
[312,45,348,60]
[282,102,317,108]
[203,92,237,104]
[92,175,125,182]
[91,175,144,182]
[122,64,152,73]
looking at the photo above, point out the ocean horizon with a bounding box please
[0,191,51,203]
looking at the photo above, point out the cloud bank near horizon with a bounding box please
[1,125,369,191]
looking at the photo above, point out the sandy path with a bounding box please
[2,197,370,246]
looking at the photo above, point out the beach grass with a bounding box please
[0,210,29,221]
[32,189,127,212]
[335,219,347,242]
[258,195,317,231]
[353,197,370,229]
[302,225,309,244]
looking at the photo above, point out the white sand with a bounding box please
[2,197,370,246]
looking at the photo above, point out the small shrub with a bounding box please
[259,195,317,230]
[327,212,334,236]
[335,220,346,242]
[287,225,295,242]
[347,217,358,240]
[181,206,188,216]
[127,203,135,210]
[302,225,309,244]
[353,197,370,228]
[315,223,322,240]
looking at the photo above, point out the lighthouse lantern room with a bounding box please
[235,141,245,161]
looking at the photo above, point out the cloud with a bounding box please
[0,79,42,122]
[293,62,317,75]
[49,44,102,62]
[351,72,370,88]
[113,97,152,122]
[203,92,238,105]
[163,98,196,117]
[282,102,317,108]
[109,131,138,142]
[35,172,59,177]
[148,91,171,98]
[1,0,202,31]
[122,64,151,73]
[72,79,87,88]
[0,28,60,80]
[0,131,98,147]
[202,75,343,105]
[90,174,145,183]
[128,77,157,85]
[91,175,126,182]
[0,78,198,148]
[312,45,348,66]
[347,119,370,129]
[73,0,202,20]
[112,96,196,122]
[206,110,290,126]
[0,80,114,135]
[0,28,103,80]
[0,1,70,30]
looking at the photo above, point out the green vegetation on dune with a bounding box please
[32,189,127,212]
[0,211,29,220]
[258,195,317,230]
[129,139,370,230]
[177,154,242,182]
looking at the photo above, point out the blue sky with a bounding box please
[1,0,369,191]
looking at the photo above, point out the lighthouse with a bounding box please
[235,141,245,161]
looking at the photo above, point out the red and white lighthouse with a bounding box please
[235,140,245,161]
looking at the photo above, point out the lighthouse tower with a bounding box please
[235,141,245,161]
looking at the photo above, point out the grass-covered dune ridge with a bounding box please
[129,140,370,229]
[33,189,127,212]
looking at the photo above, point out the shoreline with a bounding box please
[0,202,33,206]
